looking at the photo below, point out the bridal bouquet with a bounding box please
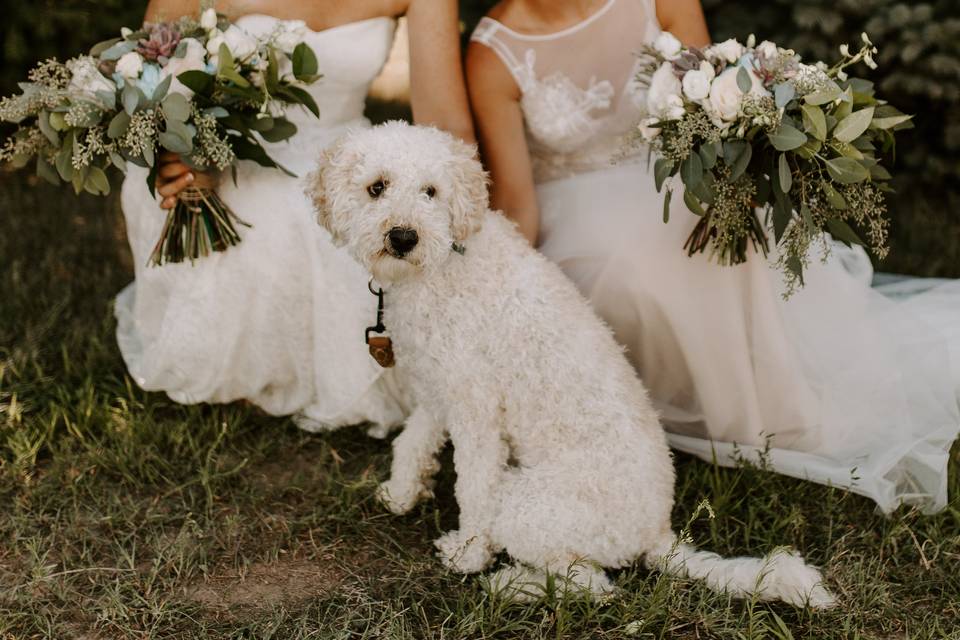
[0,7,321,265]
[634,32,912,294]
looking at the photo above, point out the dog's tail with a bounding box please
[646,533,836,608]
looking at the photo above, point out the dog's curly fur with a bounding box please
[308,121,835,607]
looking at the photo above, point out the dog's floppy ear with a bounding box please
[446,135,489,244]
[305,147,335,237]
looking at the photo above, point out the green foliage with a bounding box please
[702,0,960,229]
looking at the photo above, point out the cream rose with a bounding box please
[706,38,744,64]
[200,8,218,31]
[116,51,144,79]
[67,56,116,99]
[273,20,308,55]
[160,38,208,97]
[706,66,768,123]
[646,62,684,120]
[681,60,716,101]
[653,31,683,60]
[222,25,258,61]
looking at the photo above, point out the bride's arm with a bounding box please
[464,42,540,245]
[406,0,476,143]
[656,0,711,48]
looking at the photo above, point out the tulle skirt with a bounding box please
[537,160,960,514]
[114,119,405,429]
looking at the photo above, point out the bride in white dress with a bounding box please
[468,0,960,513]
[116,0,473,429]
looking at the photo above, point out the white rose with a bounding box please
[705,38,744,64]
[222,25,259,61]
[160,37,208,97]
[653,31,683,60]
[120,27,133,38]
[116,51,144,79]
[273,20,308,54]
[67,56,116,99]
[200,8,218,31]
[637,117,661,141]
[646,62,684,120]
[706,66,768,123]
[756,40,779,60]
[681,60,716,101]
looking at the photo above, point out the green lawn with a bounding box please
[1,160,959,639]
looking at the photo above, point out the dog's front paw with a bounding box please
[434,529,493,574]
[376,478,429,515]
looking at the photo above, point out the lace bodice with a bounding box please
[471,0,661,183]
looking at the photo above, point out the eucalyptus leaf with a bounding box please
[37,111,59,145]
[774,83,795,108]
[801,103,827,141]
[89,37,122,57]
[284,85,320,118]
[827,218,864,246]
[872,114,912,130]
[833,106,875,143]
[100,40,136,61]
[258,118,298,143]
[825,157,870,184]
[109,150,127,172]
[804,84,842,106]
[736,66,753,94]
[48,112,67,131]
[698,143,717,170]
[36,157,60,185]
[161,92,191,122]
[95,90,117,110]
[870,164,892,180]
[768,123,807,151]
[292,42,319,81]
[662,188,672,223]
[800,203,815,232]
[681,152,703,191]
[142,143,155,167]
[204,106,229,118]
[177,70,215,96]
[152,74,172,102]
[122,83,139,115]
[654,158,674,192]
[107,111,131,139]
[822,182,847,210]
[778,153,792,194]
[832,141,864,160]
[723,140,752,180]
[683,189,705,216]
[786,255,804,285]
[772,196,792,242]
[158,131,192,154]
[84,166,111,196]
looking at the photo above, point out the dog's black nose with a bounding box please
[388,226,419,256]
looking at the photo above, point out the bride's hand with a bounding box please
[156,151,198,209]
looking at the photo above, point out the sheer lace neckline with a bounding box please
[481,0,616,41]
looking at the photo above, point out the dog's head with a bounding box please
[308,121,489,284]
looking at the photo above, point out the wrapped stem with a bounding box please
[682,205,770,266]
[148,173,250,266]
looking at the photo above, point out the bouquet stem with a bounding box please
[148,176,250,266]
[682,206,770,266]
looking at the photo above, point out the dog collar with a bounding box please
[365,277,395,368]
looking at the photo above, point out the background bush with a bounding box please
[3,0,957,276]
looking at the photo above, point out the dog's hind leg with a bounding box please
[485,560,613,603]
[377,406,447,515]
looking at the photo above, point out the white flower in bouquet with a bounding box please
[705,38,744,64]
[756,40,779,61]
[653,31,683,60]
[637,116,661,141]
[160,37,208,97]
[222,25,259,60]
[66,56,116,98]
[200,7,218,31]
[706,66,767,123]
[273,20,309,55]
[116,51,144,79]
[647,61,685,120]
[682,60,716,101]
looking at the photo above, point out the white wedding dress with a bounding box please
[472,0,960,513]
[115,15,406,429]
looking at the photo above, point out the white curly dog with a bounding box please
[309,121,835,607]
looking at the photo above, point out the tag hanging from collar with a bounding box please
[365,277,395,368]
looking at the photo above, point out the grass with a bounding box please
[1,144,959,638]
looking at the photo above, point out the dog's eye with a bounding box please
[367,179,388,199]
[423,185,437,199]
